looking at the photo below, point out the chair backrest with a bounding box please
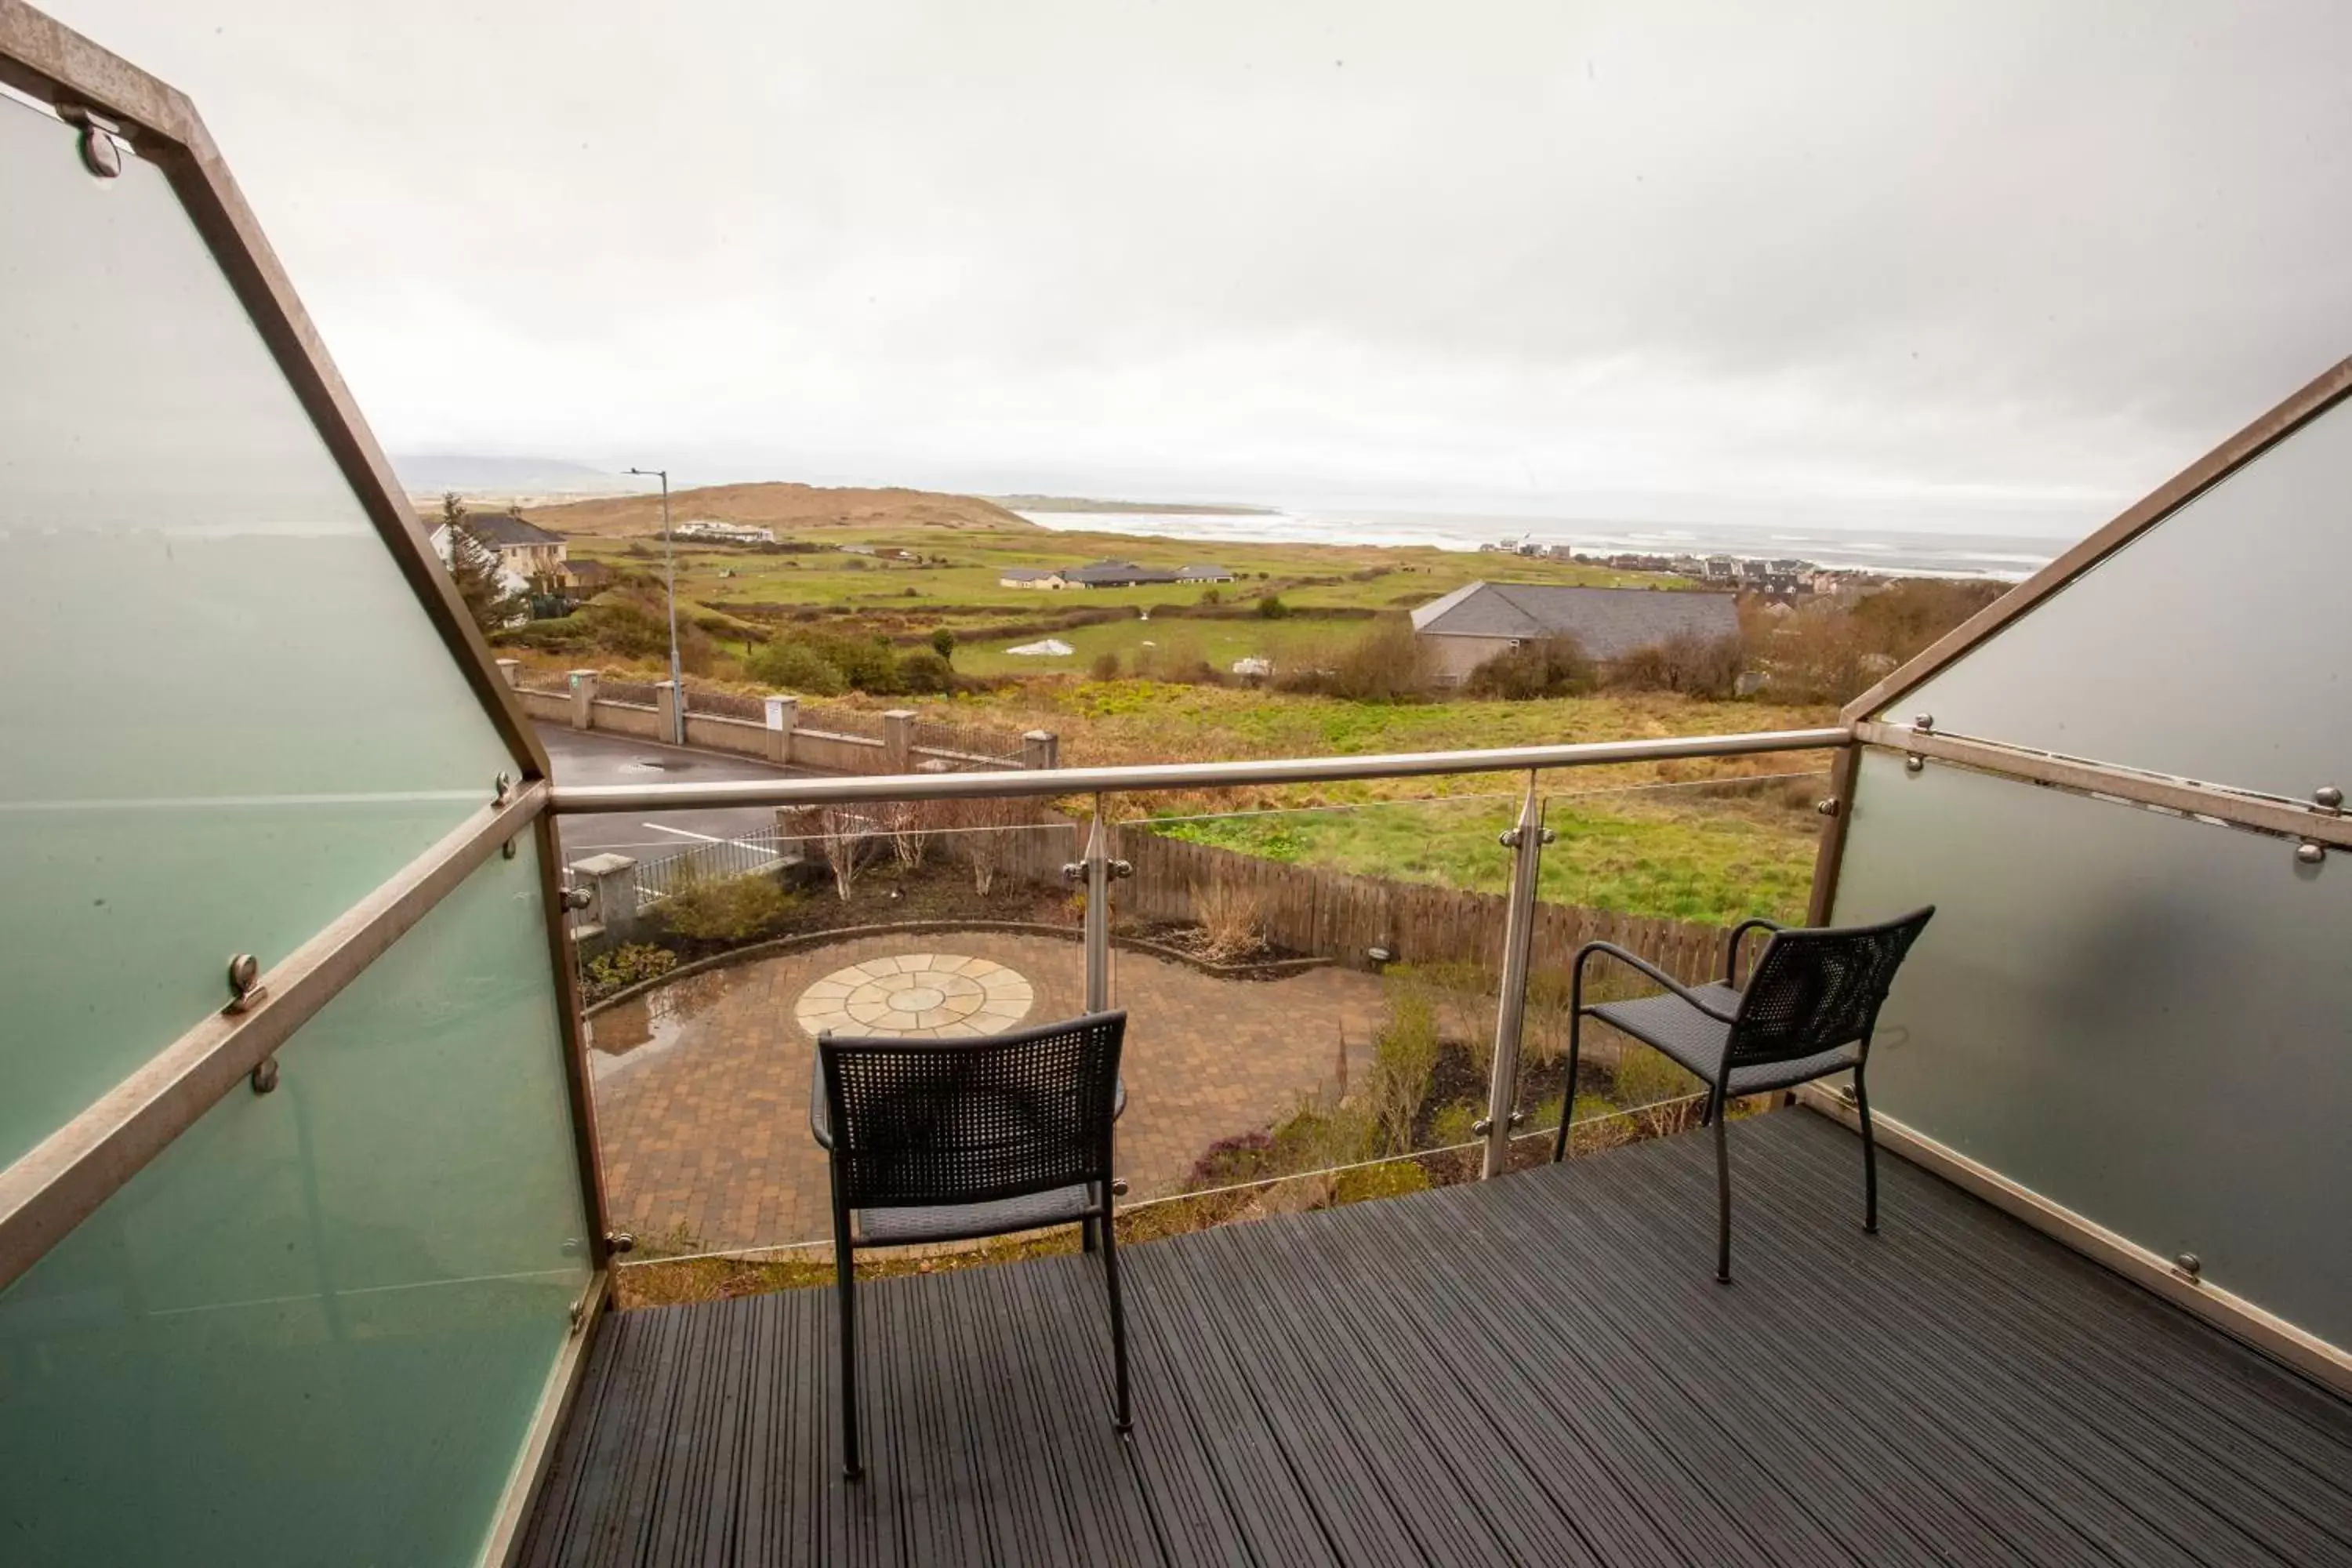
[818,1010,1125,1210]
[1727,908,1934,1070]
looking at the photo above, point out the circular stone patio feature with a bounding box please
[794,953,1035,1040]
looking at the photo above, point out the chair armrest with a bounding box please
[1725,917,1788,986]
[1578,940,1740,1022]
[809,1055,833,1149]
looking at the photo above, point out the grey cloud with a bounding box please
[49,0,2352,532]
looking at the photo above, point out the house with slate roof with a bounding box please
[1408,580,1741,684]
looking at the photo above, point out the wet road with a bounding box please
[538,724,810,866]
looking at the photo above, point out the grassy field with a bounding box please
[1149,776,1825,925]
[952,684,1835,923]
[953,613,1356,676]
[517,481,1686,653]
[495,484,1838,926]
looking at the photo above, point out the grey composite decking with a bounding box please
[521,1109,2352,1566]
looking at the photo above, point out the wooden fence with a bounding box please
[996,816,1729,985]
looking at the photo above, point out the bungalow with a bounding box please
[1409,580,1742,685]
[429,510,570,593]
[1000,568,1069,590]
[1063,561,1183,588]
[1178,564,1236,583]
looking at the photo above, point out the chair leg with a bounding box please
[1713,1091,1733,1284]
[1552,1007,1583,1163]
[1855,1072,1879,1236]
[1082,1185,1100,1252]
[1098,1205,1133,1432]
[833,1204,863,1481]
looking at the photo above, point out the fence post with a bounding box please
[495,658,521,688]
[1022,730,1060,771]
[764,694,800,765]
[883,710,916,773]
[568,852,641,943]
[656,681,682,746]
[1479,773,1552,1179]
[567,670,599,731]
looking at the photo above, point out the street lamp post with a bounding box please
[625,465,685,744]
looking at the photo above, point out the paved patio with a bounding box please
[586,931,1389,1254]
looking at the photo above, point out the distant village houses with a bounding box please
[999,560,1233,590]
[1409,580,1742,686]
[674,519,776,545]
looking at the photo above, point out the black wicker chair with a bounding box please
[1549,909,1933,1282]
[811,1010,1131,1480]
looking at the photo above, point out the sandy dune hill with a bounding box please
[518,481,1036,537]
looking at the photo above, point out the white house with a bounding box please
[429,511,570,595]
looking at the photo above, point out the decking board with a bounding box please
[522,1110,2352,1566]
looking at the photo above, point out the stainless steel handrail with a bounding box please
[548,727,1852,813]
[0,780,548,1296]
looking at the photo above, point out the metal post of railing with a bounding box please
[1069,794,1130,1013]
[1479,772,1552,1179]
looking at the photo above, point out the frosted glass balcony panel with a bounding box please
[1890,393,2352,803]
[0,93,516,1167]
[1833,747,2351,1348]
[0,842,590,1567]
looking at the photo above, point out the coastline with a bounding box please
[1012,507,2063,580]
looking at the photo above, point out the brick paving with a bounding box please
[586,931,1389,1254]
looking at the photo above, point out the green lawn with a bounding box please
[565,522,1676,634]
[956,614,1356,677]
[1149,779,1823,925]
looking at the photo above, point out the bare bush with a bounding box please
[953,793,1026,897]
[1608,631,1744,698]
[817,808,877,901]
[877,798,935,869]
[1191,878,1265,961]
[1132,633,1220,685]
[1464,634,1595,699]
[1316,618,1432,700]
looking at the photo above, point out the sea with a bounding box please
[1012,508,2063,581]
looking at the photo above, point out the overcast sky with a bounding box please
[50,0,2352,532]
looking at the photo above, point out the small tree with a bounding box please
[955,794,1025,897]
[441,493,524,633]
[817,808,876,902]
[880,798,934,870]
[929,626,957,663]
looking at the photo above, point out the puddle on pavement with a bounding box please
[586,967,736,1080]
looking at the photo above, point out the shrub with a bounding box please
[1132,635,1218,685]
[1465,634,1595,699]
[651,869,799,943]
[1257,593,1291,619]
[1367,985,1441,1155]
[1310,619,1432,701]
[896,650,953,695]
[1191,878,1265,961]
[1090,651,1123,681]
[1330,1160,1431,1204]
[1609,631,1744,698]
[1428,1099,1484,1149]
[1197,586,1223,606]
[582,942,676,1001]
[745,639,848,695]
